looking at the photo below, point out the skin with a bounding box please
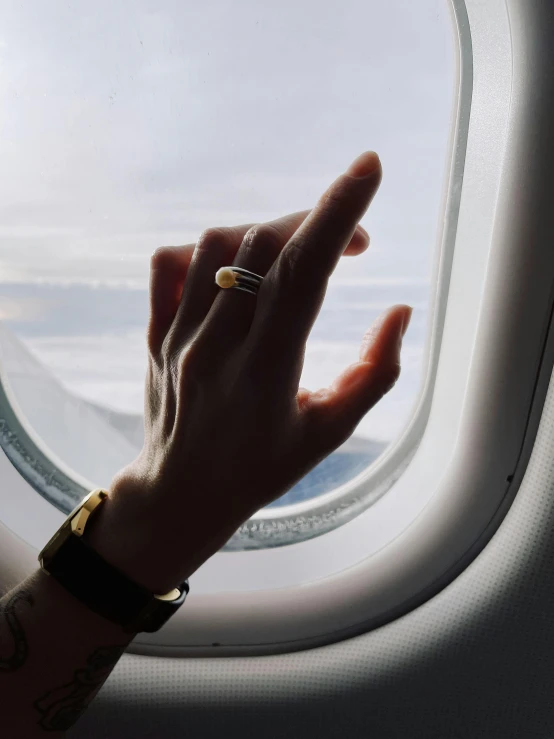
[0,151,412,736]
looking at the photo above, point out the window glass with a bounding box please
[0,0,454,505]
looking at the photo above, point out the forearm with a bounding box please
[0,569,133,737]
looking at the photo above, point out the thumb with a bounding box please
[299,304,412,450]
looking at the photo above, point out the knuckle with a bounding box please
[197,227,230,253]
[240,224,283,262]
[245,223,282,249]
[150,246,175,272]
[322,177,352,210]
[278,239,324,289]
[380,360,402,393]
[267,239,317,298]
[240,225,261,256]
[282,239,309,273]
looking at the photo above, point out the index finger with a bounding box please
[250,151,382,354]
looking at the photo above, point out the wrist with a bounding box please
[84,469,247,595]
[82,475,187,594]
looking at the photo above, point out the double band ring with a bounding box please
[215,266,263,296]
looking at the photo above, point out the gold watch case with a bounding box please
[38,488,108,572]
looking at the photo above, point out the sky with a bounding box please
[0,0,454,287]
[0,0,455,447]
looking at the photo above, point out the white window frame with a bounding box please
[2,0,553,657]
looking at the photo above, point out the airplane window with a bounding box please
[0,1,454,519]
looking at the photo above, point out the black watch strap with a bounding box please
[47,534,189,633]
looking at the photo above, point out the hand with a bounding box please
[88,151,412,593]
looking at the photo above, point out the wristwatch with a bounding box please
[38,489,189,633]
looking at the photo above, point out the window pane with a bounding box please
[0,0,454,505]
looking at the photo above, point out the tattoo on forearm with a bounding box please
[0,590,34,672]
[34,645,125,731]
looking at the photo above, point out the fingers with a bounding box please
[249,152,383,367]
[171,212,369,348]
[298,305,412,454]
[170,224,256,340]
[199,212,325,343]
[147,245,195,356]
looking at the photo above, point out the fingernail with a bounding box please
[346,151,380,178]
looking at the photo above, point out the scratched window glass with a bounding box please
[0,1,454,506]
